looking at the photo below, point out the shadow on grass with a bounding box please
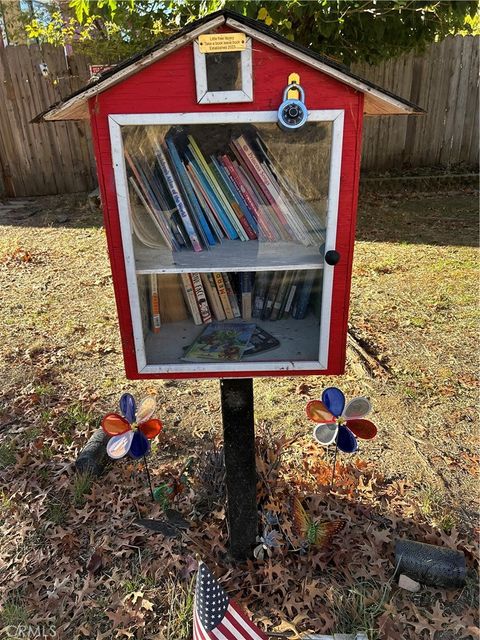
[2,189,479,249]
[0,193,103,229]
[356,192,479,247]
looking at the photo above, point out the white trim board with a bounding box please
[43,16,225,121]
[193,38,253,104]
[225,17,419,115]
[42,15,420,121]
[109,109,344,374]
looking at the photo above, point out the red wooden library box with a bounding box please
[40,10,421,380]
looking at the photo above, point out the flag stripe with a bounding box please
[194,609,210,640]
[211,626,232,640]
[221,612,254,639]
[229,601,267,640]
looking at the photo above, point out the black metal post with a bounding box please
[220,378,257,561]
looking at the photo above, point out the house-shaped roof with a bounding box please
[38,9,424,122]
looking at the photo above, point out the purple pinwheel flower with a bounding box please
[102,393,162,460]
[306,387,377,453]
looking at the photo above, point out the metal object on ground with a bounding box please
[395,539,466,588]
[75,429,111,476]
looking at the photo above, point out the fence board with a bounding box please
[353,35,479,171]
[0,36,477,197]
[0,43,96,197]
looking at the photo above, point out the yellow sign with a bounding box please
[198,33,246,54]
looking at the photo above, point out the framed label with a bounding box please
[198,33,247,54]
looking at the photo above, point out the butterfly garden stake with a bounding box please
[306,387,377,487]
[292,497,344,551]
[102,393,163,500]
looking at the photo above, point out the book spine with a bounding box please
[187,141,247,241]
[292,270,316,320]
[234,136,292,231]
[283,272,300,318]
[186,154,239,240]
[223,273,241,318]
[231,202,257,241]
[270,271,291,321]
[262,271,282,321]
[165,137,217,247]
[149,274,161,333]
[188,136,248,240]
[220,155,274,241]
[252,271,270,318]
[180,273,202,325]
[190,272,212,324]
[213,272,234,319]
[210,160,257,240]
[241,272,252,320]
[212,158,259,234]
[185,163,225,240]
[154,145,203,252]
[201,273,226,321]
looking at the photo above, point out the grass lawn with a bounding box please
[0,187,478,639]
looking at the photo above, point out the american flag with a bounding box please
[193,562,268,640]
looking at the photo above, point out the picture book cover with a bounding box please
[182,322,256,362]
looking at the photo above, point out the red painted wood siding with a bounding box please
[89,32,364,380]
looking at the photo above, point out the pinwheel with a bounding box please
[306,387,377,484]
[102,393,163,499]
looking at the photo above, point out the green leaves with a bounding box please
[22,0,480,65]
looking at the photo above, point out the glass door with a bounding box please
[109,111,344,374]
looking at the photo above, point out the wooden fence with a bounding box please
[353,35,479,171]
[0,36,478,197]
[0,44,96,197]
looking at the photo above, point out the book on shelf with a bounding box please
[200,273,226,322]
[150,139,203,252]
[165,135,217,248]
[154,269,318,329]
[292,270,317,320]
[149,274,161,333]
[261,271,282,320]
[182,322,256,362]
[270,271,293,321]
[123,126,326,254]
[180,273,203,325]
[188,136,248,242]
[252,271,270,318]
[240,272,253,320]
[223,273,241,318]
[190,272,212,324]
[279,270,298,319]
[213,272,234,320]
[243,326,280,356]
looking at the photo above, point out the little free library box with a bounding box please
[40,10,422,380]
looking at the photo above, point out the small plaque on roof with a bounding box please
[198,32,246,54]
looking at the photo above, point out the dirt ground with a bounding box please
[0,185,478,639]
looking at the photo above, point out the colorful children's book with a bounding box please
[182,322,256,362]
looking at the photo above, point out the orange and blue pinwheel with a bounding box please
[306,387,377,453]
[102,394,162,460]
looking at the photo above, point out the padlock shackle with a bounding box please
[283,82,305,102]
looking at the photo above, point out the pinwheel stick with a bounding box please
[143,455,154,501]
[330,443,338,488]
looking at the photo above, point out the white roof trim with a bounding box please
[226,17,417,115]
[43,13,419,121]
[44,15,225,121]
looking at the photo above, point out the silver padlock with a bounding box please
[277,83,308,131]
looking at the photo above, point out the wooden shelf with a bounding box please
[144,315,320,365]
[134,238,324,274]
